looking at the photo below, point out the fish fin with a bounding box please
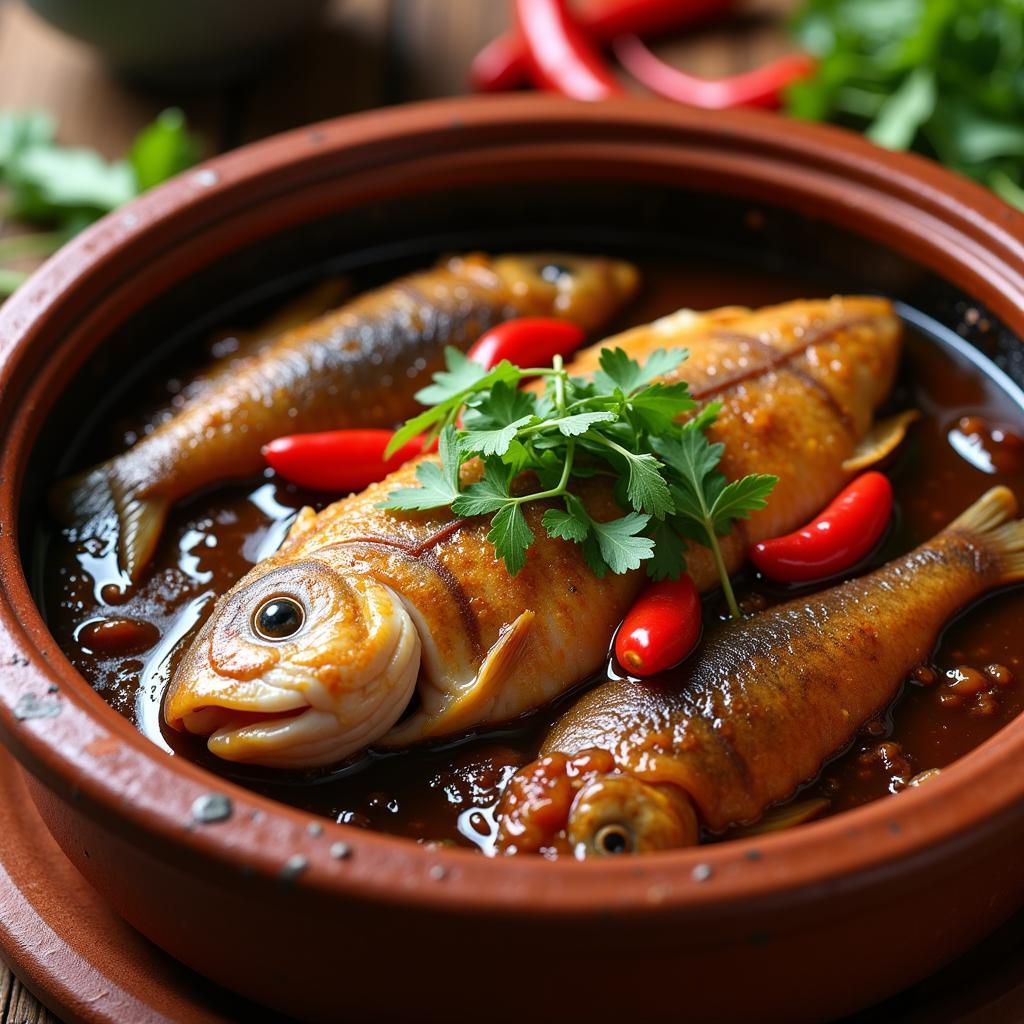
[950,486,1024,583]
[49,463,167,582]
[48,465,114,524]
[114,485,169,583]
[730,798,830,838]
[418,610,535,739]
[842,410,920,473]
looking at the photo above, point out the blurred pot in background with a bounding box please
[25,0,330,88]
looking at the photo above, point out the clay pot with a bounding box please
[2,97,1024,1024]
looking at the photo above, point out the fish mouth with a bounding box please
[171,692,345,769]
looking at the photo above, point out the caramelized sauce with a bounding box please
[40,259,1024,853]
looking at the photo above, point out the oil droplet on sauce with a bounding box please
[76,617,160,655]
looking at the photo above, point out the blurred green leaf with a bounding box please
[0,107,200,300]
[787,0,1024,208]
[129,107,200,192]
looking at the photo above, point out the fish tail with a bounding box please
[950,486,1024,583]
[49,463,167,582]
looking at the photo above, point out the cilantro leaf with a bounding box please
[552,410,617,436]
[377,461,458,511]
[488,503,535,576]
[618,449,674,518]
[594,346,687,395]
[542,501,590,543]
[415,347,489,406]
[461,416,534,457]
[627,380,695,433]
[461,382,536,456]
[589,513,654,574]
[709,474,779,535]
[389,351,522,456]
[452,458,515,516]
[653,429,723,521]
[646,519,686,581]
[464,379,536,426]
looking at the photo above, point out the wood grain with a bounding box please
[0,1,794,1021]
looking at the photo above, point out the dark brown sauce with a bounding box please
[40,258,1024,854]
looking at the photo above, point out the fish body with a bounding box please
[52,252,639,581]
[164,297,903,769]
[496,487,1024,857]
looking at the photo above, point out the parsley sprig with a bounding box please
[379,346,777,618]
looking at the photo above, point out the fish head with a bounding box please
[163,557,421,768]
[566,772,700,857]
[495,748,698,857]
[492,253,639,331]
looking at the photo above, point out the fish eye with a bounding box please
[253,596,305,641]
[539,261,574,285]
[593,823,633,856]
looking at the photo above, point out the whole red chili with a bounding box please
[515,0,625,100]
[750,471,894,584]
[614,34,816,109]
[471,0,736,92]
[615,575,702,677]
[262,430,427,493]
[467,317,586,369]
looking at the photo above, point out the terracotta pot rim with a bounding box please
[2,94,1024,916]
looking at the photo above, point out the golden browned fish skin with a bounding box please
[52,252,640,581]
[558,297,903,589]
[496,487,1024,857]
[163,297,904,770]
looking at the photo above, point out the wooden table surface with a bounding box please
[0,2,916,1023]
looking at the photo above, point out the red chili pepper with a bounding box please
[467,317,586,368]
[262,429,429,493]
[515,0,625,100]
[614,34,816,109]
[750,472,894,584]
[615,575,702,677]
[471,0,737,92]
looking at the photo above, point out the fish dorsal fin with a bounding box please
[843,410,920,473]
[417,610,535,740]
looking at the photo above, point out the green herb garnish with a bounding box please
[787,0,1024,210]
[379,347,777,618]
[0,108,201,298]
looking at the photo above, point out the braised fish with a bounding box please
[495,487,1024,858]
[52,253,639,581]
[164,297,904,769]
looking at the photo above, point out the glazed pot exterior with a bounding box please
[3,97,1024,1023]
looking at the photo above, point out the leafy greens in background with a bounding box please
[0,107,200,297]
[787,0,1024,209]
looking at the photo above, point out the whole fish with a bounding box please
[495,486,1024,858]
[51,252,639,581]
[164,297,905,770]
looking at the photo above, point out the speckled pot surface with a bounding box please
[2,97,1024,1024]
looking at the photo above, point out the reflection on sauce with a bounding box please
[948,415,1024,475]
[39,259,1024,853]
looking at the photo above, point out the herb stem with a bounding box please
[707,528,742,620]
